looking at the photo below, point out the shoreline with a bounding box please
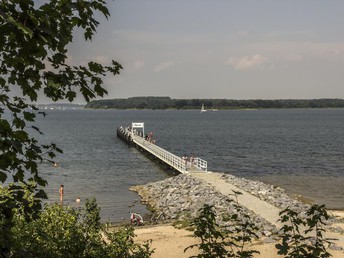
[129,171,344,257]
[131,172,344,225]
[133,222,344,258]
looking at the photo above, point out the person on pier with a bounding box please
[182,156,188,170]
[190,154,195,168]
[147,132,153,142]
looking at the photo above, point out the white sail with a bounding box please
[201,103,207,113]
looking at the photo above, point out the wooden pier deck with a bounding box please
[117,125,207,174]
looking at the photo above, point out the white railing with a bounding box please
[126,129,207,173]
[195,157,208,171]
[133,134,186,172]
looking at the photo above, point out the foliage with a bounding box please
[0,183,153,257]
[186,197,334,258]
[0,0,122,186]
[0,0,122,255]
[83,197,102,232]
[0,0,153,257]
[105,225,154,258]
[276,204,334,258]
[185,200,259,258]
[0,182,43,256]
[185,204,228,258]
[85,97,344,110]
[224,191,260,258]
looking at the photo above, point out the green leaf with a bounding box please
[47,79,61,88]
[31,125,43,134]
[0,172,7,183]
[7,16,34,38]
[23,111,36,121]
[88,61,102,72]
[66,91,76,101]
[34,189,47,199]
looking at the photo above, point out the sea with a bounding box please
[32,108,344,222]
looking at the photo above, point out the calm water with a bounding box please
[34,108,344,221]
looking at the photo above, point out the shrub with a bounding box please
[276,204,334,258]
[1,184,153,257]
[185,201,259,258]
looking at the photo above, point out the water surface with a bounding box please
[35,108,344,221]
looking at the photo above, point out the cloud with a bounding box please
[93,55,109,65]
[244,41,344,61]
[227,54,268,70]
[153,61,175,72]
[286,54,303,62]
[133,60,145,69]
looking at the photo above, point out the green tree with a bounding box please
[0,0,122,254]
[175,99,188,109]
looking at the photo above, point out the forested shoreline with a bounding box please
[85,97,344,110]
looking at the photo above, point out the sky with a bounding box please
[67,0,344,101]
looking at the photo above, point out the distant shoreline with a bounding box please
[82,107,344,111]
[85,97,344,110]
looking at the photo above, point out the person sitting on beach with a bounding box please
[130,212,143,225]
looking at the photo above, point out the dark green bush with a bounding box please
[0,184,154,258]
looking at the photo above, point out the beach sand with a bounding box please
[134,224,283,257]
[134,219,344,258]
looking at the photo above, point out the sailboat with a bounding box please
[211,103,218,111]
[201,103,207,113]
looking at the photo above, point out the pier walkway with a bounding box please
[191,172,284,228]
[117,125,207,174]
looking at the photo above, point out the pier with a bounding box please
[117,123,207,174]
[118,122,344,253]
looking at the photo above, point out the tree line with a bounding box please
[85,97,344,110]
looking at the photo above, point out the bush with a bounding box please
[0,184,153,257]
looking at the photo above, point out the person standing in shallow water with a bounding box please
[59,185,64,203]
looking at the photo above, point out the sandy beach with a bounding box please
[134,217,344,258]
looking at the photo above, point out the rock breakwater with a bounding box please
[219,174,344,234]
[131,173,277,237]
[131,172,343,237]
[219,174,311,218]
